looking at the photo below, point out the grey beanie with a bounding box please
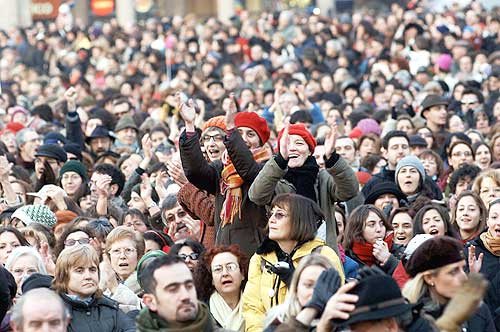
[395,156,426,184]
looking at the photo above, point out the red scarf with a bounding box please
[352,233,394,266]
[460,230,481,245]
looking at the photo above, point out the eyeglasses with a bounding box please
[461,100,478,106]
[212,262,239,275]
[201,134,224,143]
[109,247,137,257]
[179,253,199,261]
[165,210,187,223]
[124,220,146,228]
[64,238,91,246]
[268,209,288,220]
[451,151,472,158]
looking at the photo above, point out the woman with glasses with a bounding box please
[242,194,344,332]
[5,246,47,298]
[52,245,136,332]
[101,226,144,312]
[54,226,100,258]
[170,239,205,272]
[439,140,475,193]
[195,245,248,331]
[473,169,500,208]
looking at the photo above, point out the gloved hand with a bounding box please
[304,268,342,315]
[436,273,488,332]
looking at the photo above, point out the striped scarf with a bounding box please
[220,147,271,227]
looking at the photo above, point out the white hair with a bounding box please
[5,246,47,276]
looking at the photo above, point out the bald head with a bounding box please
[10,288,69,332]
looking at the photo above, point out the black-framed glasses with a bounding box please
[179,253,199,261]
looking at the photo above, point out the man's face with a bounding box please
[383,136,410,169]
[12,299,67,332]
[425,105,447,127]
[208,84,225,101]
[115,128,137,146]
[335,137,357,164]
[201,129,226,162]
[21,131,42,161]
[112,102,131,119]
[163,203,195,241]
[90,137,112,155]
[34,156,61,179]
[461,93,480,113]
[151,131,167,149]
[145,263,198,323]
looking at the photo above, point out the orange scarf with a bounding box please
[480,230,500,256]
[220,147,271,227]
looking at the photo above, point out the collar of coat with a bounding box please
[256,237,325,262]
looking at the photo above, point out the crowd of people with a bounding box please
[0,0,500,331]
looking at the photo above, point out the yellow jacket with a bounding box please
[242,238,345,332]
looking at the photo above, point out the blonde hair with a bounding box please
[402,269,440,304]
[472,169,500,196]
[105,226,145,259]
[264,254,334,327]
[52,245,102,297]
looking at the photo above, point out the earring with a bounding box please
[431,282,435,287]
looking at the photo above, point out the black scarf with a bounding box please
[283,156,320,202]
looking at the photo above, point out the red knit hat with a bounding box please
[4,122,25,134]
[277,124,317,152]
[202,115,227,133]
[234,112,270,144]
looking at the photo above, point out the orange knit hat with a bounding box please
[202,116,227,133]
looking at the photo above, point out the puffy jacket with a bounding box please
[179,129,269,257]
[242,238,345,332]
[465,236,500,331]
[248,153,359,251]
[60,293,136,332]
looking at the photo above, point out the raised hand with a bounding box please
[317,281,359,331]
[99,253,119,294]
[96,174,113,197]
[373,240,391,265]
[184,217,201,241]
[166,160,188,186]
[39,241,55,276]
[141,133,153,160]
[468,245,484,273]
[225,92,238,130]
[0,155,12,181]
[279,125,289,160]
[324,123,338,160]
[64,87,78,111]
[176,92,196,131]
[140,175,153,201]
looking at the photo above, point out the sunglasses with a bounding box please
[179,253,199,261]
[64,238,90,247]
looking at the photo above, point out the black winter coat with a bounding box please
[465,236,500,331]
[60,294,136,332]
[179,129,268,257]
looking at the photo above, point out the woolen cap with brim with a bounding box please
[27,184,68,199]
[114,115,139,132]
[21,273,53,293]
[409,134,427,147]
[364,182,407,205]
[420,94,448,118]
[234,112,270,145]
[85,125,115,143]
[34,144,67,163]
[405,236,465,278]
[336,273,411,326]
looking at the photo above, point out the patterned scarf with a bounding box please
[220,147,271,227]
[480,230,500,256]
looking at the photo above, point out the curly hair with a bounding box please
[194,245,249,302]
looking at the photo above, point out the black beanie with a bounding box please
[31,104,54,123]
[21,273,54,293]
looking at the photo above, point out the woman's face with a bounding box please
[287,135,311,168]
[392,212,413,245]
[359,138,377,158]
[417,128,434,149]
[397,166,420,195]
[448,115,465,133]
[127,192,146,213]
[67,263,99,298]
[144,239,161,253]
[456,195,481,236]
[109,238,138,281]
[396,119,414,134]
[426,260,467,300]
[79,195,93,211]
[10,254,39,293]
[487,202,500,239]
[420,156,438,177]
[374,194,399,213]
[0,231,21,264]
[422,209,446,236]
[178,245,199,272]
[449,143,473,170]
[335,211,345,241]
[211,252,244,297]
[362,211,386,244]
[297,265,326,307]
[479,176,500,207]
[61,171,83,196]
[475,145,491,170]
[268,206,292,242]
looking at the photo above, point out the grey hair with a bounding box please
[15,128,35,147]
[10,288,70,327]
[5,246,47,276]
